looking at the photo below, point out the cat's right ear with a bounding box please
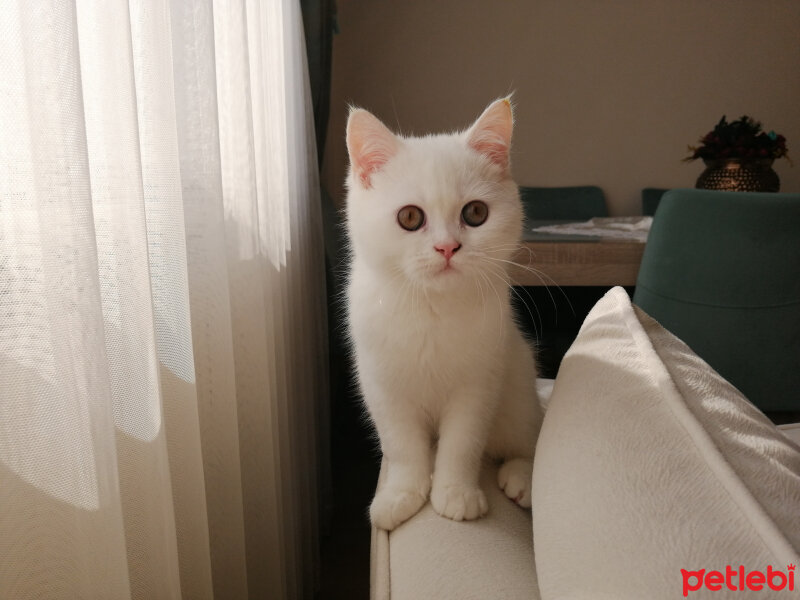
[466,98,514,175]
[346,108,399,189]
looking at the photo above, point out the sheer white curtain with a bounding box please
[0,0,329,598]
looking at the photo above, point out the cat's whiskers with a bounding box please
[499,273,542,341]
[420,278,433,310]
[513,291,540,340]
[485,254,571,327]
[479,247,575,319]
[395,259,452,317]
[473,271,488,330]
[385,264,421,316]
[482,266,530,344]
[472,257,501,333]
[475,268,505,349]
[475,252,545,342]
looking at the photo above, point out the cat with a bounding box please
[344,98,544,531]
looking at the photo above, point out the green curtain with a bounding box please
[300,0,336,167]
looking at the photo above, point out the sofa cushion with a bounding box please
[532,287,800,599]
[371,460,539,600]
[780,423,800,446]
[371,378,555,600]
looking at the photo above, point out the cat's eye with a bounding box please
[461,200,489,227]
[397,205,425,231]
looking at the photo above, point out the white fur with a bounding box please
[345,99,544,530]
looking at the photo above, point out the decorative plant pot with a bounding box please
[695,158,780,192]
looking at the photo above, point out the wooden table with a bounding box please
[510,222,646,287]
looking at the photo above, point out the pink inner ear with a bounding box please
[347,110,398,189]
[467,99,513,172]
[469,132,510,169]
[352,144,392,188]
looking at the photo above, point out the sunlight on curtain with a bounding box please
[0,0,329,598]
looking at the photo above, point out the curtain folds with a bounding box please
[0,0,329,598]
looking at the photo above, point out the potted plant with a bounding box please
[683,115,790,192]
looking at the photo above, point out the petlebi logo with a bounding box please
[681,564,795,597]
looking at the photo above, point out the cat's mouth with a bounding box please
[414,257,467,284]
[436,259,460,275]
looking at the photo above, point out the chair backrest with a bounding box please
[519,185,607,221]
[633,188,800,411]
[641,187,669,216]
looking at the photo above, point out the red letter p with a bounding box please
[681,569,705,597]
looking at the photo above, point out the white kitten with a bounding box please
[345,98,543,531]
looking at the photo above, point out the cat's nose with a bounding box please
[434,241,461,261]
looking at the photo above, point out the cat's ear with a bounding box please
[346,108,399,189]
[466,98,513,174]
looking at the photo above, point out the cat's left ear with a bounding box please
[346,108,399,189]
[466,98,513,174]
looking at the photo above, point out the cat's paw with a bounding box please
[498,458,533,507]
[370,487,428,531]
[430,483,488,522]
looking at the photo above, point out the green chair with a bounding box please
[641,187,668,216]
[633,188,800,412]
[519,185,607,222]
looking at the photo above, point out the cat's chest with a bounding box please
[350,285,505,376]
[371,302,468,351]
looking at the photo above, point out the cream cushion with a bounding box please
[371,461,539,600]
[370,378,556,600]
[532,287,800,599]
[780,423,800,446]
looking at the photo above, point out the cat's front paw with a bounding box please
[430,483,488,522]
[370,487,428,531]
[498,457,533,508]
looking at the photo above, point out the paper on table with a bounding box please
[532,216,652,241]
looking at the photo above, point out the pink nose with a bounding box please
[434,241,461,261]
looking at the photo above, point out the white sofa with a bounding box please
[371,288,800,600]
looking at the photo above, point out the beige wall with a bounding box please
[322,0,800,215]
